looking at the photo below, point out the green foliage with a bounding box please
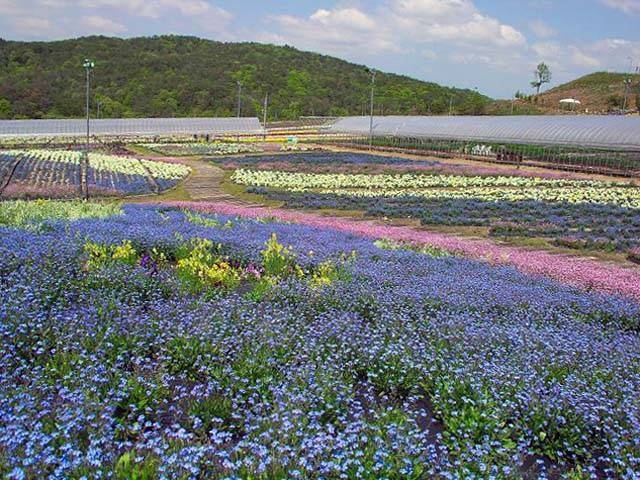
[183,210,233,229]
[261,233,298,277]
[531,62,552,94]
[175,238,240,293]
[84,240,140,270]
[189,394,234,433]
[0,35,488,119]
[0,96,11,118]
[607,94,624,108]
[245,276,277,302]
[114,450,159,480]
[374,238,450,258]
[165,335,220,379]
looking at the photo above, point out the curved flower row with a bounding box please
[254,188,640,252]
[231,168,640,208]
[5,149,190,180]
[230,167,630,190]
[143,142,260,157]
[168,201,640,301]
[215,152,618,181]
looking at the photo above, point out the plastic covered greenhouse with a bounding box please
[0,117,264,138]
[324,116,640,176]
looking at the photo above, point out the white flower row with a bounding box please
[6,149,190,181]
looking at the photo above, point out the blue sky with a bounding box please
[1,0,639,98]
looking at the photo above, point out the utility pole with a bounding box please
[367,69,376,150]
[263,92,269,141]
[236,81,242,117]
[623,78,632,112]
[449,96,454,116]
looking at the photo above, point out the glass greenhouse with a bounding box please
[325,116,640,176]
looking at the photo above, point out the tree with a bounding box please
[607,94,623,110]
[531,62,551,95]
[0,97,11,119]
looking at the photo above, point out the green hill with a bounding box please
[0,35,488,120]
[514,72,640,114]
[540,72,640,113]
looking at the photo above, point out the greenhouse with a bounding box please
[0,117,264,138]
[325,115,640,176]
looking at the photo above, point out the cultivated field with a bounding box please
[1,145,640,478]
[0,149,190,199]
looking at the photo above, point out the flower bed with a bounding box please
[231,168,640,207]
[2,202,640,478]
[230,167,640,252]
[251,190,640,252]
[170,201,640,300]
[0,149,190,198]
[214,152,610,180]
[142,142,261,156]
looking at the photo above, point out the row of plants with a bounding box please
[231,168,629,191]
[171,200,640,300]
[249,188,640,252]
[1,202,640,479]
[142,142,261,157]
[0,149,190,197]
[4,149,190,180]
[233,168,640,209]
[213,152,601,180]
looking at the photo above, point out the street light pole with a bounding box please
[84,59,94,151]
[236,81,242,118]
[368,69,376,150]
[83,58,95,201]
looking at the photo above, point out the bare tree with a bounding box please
[531,62,552,95]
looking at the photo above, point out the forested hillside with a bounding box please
[0,36,488,120]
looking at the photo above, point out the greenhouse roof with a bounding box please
[0,117,264,137]
[327,115,640,150]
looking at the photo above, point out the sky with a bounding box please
[1,0,639,98]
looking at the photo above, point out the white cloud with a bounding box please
[0,0,233,39]
[41,0,227,19]
[600,0,640,14]
[269,7,400,55]
[423,49,438,60]
[529,19,556,38]
[81,15,126,33]
[390,0,526,48]
[265,0,526,62]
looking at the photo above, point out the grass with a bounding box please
[219,171,282,207]
[127,180,192,203]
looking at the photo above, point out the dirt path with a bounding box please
[129,157,264,206]
[181,158,264,205]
